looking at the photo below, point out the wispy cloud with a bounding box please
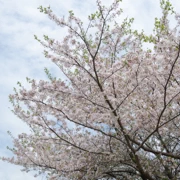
[0,0,179,179]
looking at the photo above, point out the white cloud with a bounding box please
[0,0,180,179]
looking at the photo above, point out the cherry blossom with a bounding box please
[1,0,180,179]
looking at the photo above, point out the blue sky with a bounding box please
[0,0,179,179]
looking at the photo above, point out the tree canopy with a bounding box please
[2,0,180,179]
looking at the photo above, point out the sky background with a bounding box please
[0,0,180,179]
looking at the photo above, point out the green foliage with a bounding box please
[43,35,49,41]
[160,0,175,14]
[153,0,175,35]
[38,6,51,14]
[34,35,40,42]
[73,68,79,75]
[69,10,74,17]
[17,81,22,87]
[44,67,56,81]
[44,50,48,57]
[88,11,101,20]
[133,30,156,43]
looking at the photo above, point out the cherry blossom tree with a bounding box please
[2,0,180,179]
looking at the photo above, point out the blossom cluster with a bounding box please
[2,0,180,179]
